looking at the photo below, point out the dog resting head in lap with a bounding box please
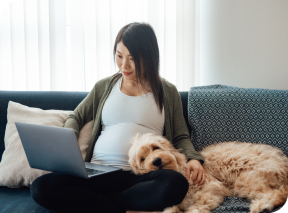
[128,132,288,213]
[128,132,188,176]
[128,132,205,213]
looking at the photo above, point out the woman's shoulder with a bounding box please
[160,77,178,93]
[90,73,121,92]
[88,73,121,99]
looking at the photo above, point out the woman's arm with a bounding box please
[171,86,210,185]
[171,85,204,164]
[63,85,95,138]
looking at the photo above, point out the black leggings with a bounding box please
[30,169,189,213]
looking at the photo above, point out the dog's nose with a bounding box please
[152,157,162,167]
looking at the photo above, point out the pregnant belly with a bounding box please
[93,123,159,159]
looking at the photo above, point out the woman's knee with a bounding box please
[30,173,58,204]
[152,169,189,206]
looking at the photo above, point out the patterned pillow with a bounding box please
[188,84,288,156]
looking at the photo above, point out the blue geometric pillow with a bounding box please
[188,84,288,156]
[188,85,288,213]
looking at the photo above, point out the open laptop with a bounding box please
[15,122,122,179]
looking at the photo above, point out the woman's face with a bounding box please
[116,41,136,80]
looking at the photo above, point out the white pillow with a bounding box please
[0,101,93,188]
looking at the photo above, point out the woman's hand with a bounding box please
[186,159,210,186]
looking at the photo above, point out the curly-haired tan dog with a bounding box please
[128,133,288,213]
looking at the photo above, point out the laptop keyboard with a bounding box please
[86,168,106,176]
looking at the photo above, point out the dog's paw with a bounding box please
[262,203,274,212]
[185,209,200,213]
[185,207,211,213]
[262,209,270,213]
[250,201,274,213]
[163,206,182,213]
[261,203,274,212]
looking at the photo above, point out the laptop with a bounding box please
[15,122,122,179]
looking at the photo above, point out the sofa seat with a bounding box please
[0,186,52,213]
[0,187,281,213]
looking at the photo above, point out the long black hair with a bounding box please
[113,22,164,114]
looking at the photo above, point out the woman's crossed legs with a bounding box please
[30,169,189,213]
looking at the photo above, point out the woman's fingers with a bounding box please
[205,173,210,182]
[186,167,191,180]
[191,167,199,183]
[198,174,206,185]
[198,173,210,186]
[193,170,203,185]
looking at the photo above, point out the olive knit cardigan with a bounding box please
[63,72,204,164]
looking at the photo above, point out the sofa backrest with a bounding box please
[0,91,190,160]
[188,85,288,157]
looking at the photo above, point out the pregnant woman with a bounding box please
[30,22,209,213]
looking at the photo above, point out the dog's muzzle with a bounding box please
[153,157,162,168]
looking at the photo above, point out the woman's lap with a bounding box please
[105,169,189,211]
[33,170,134,194]
[30,169,188,213]
[31,170,132,213]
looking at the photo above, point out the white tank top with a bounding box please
[90,76,165,170]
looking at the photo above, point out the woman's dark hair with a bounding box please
[113,22,164,114]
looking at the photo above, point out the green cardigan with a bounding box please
[63,72,204,164]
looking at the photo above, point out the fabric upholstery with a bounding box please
[0,186,51,213]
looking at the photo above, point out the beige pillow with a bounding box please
[0,101,93,188]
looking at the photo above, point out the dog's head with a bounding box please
[128,133,187,175]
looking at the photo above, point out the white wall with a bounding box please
[198,0,288,90]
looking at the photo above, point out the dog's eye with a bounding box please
[153,147,159,151]
[141,157,145,162]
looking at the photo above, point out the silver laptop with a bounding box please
[15,122,122,179]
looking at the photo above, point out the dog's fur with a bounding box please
[128,133,288,213]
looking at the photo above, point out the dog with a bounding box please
[128,133,288,213]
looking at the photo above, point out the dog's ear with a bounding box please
[158,137,176,151]
[129,157,137,172]
[158,137,187,167]
[171,149,187,167]
[128,156,143,175]
[130,132,142,144]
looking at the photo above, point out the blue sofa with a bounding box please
[0,86,287,213]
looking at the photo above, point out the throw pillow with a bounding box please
[0,101,93,188]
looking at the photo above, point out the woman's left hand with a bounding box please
[186,159,210,186]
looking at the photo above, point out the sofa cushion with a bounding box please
[0,101,93,188]
[0,101,72,188]
[0,186,52,213]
